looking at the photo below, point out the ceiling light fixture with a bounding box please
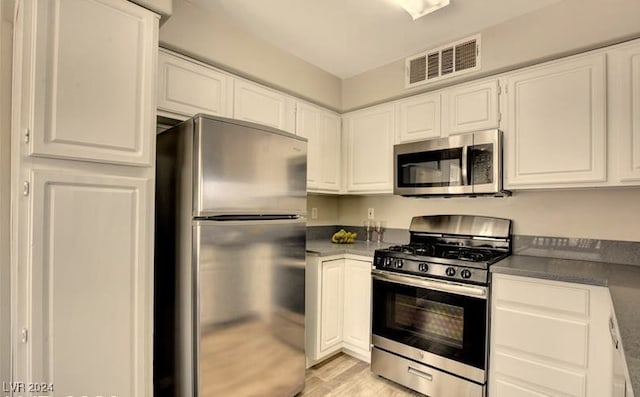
[396,0,450,20]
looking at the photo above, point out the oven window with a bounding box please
[397,148,465,187]
[373,279,487,370]
[394,295,464,349]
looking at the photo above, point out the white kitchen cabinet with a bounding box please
[503,53,607,189]
[306,255,372,366]
[397,92,441,143]
[342,258,372,358]
[442,79,500,136]
[27,169,152,397]
[609,41,640,184]
[490,273,613,397]
[295,101,341,192]
[157,48,234,120]
[343,104,396,193]
[319,259,344,354]
[25,0,157,166]
[10,0,158,395]
[234,79,296,133]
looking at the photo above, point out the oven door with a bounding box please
[371,270,488,383]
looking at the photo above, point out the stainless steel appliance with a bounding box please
[154,114,307,397]
[371,215,512,397]
[394,129,508,197]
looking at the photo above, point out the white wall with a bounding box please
[307,194,340,227]
[159,0,342,111]
[0,0,13,385]
[342,0,640,111]
[337,188,640,242]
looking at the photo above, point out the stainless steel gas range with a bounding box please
[371,215,512,397]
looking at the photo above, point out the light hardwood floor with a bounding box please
[301,353,426,396]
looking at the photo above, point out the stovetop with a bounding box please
[372,215,512,286]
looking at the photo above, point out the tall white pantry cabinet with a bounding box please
[10,0,158,396]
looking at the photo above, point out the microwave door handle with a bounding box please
[461,146,469,185]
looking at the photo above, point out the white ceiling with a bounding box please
[191,0,565,79]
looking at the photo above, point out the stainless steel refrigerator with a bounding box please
[154,114,307,397]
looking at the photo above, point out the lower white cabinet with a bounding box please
[489,273,613,397]
[13,167,154,397]
[306,255,372,366]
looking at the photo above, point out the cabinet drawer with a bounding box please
[494,275,589,317]
[492,352,586,396]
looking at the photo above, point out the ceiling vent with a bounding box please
[405,34,481,88]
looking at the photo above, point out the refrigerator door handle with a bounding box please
[194,214,304,222]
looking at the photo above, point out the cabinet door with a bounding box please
[443,79,500,136]
[157,49,233,119]
[27,169,152,397]
[342,259,372,358]
[234,80,296,133]
[397,93,441,142]
[319,259,344,354]
[609,42,640,183]
[490,274,612,397]
[344,104,395,193]
[296,102,341,192]
[27,0,158,166]
[504,54,607,188]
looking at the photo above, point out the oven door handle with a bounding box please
[371,270,487,299]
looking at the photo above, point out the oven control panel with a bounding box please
[373,253,488,285]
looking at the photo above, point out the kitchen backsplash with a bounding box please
[307,226,640,267]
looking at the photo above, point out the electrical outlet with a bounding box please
[367,208,375,220]
[311,208,318,219]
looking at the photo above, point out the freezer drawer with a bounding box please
[193,116,307,216]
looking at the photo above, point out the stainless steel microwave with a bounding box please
[394,129,508,196]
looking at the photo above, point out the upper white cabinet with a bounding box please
[397,92,441,143]
[343,104,396,193]
[609,41,640,183]
[490,273,613,397]
[157,49,233,119]
[442,79,500,136]
[504,53,607,188]
[27,0,157,166]
[295,101,341,192]
[234,79,296,133]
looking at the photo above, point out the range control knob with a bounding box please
[395,259,404,268]
[384,257,392,267]
[418,263,429,272]
[445,267,456,277]
[461,269,472,279]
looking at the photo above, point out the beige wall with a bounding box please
[159,0,342,111]
[337,188,640,242]
[307,194,340,226]
[342,0,640,111]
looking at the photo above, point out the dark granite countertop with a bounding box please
[492,255,640,396]
[306,239,390,257]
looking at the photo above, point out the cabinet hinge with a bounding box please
[498,112,502,122]
[22,181,29,196]
[24,127,30,143]
[21,328,28,344]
